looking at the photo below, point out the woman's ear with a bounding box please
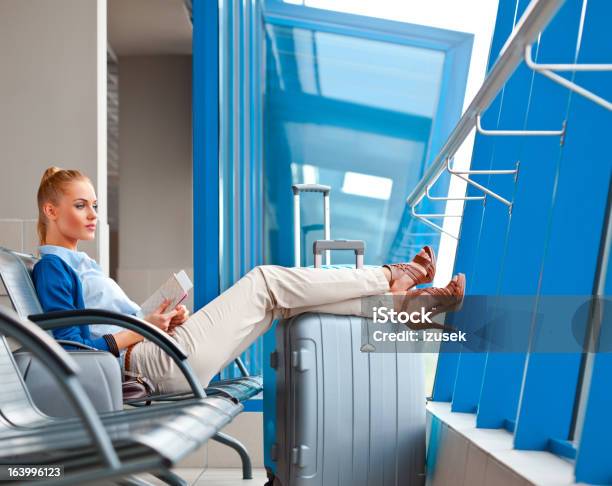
[43,202,58,221]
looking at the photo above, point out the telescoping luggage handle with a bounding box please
[292,184,331,267]
[313,239,365,269]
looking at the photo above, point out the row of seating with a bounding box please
[0,246,263,485]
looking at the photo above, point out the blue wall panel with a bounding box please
[445,0,524,414]
[575,224,612,483]
[431,1,612,472]
[193,0,220,310]
[477,0,581,431]
[513,0,610,451]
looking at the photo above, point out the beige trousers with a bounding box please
[128,264,390,394]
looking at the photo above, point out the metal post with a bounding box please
[323,192,331,265]
[293,192,301,267]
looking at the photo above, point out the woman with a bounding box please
[32,166,465,394]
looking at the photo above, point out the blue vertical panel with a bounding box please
[219,0,236,292]
[217,0,266,381]
[449,352,487,413]
[262,320,278,472]
[425,414,444,478]
[430,166,487,403]
[193,0,220,309]
[575,186,611,482]
[454,0,535,418]
[513,0,611,451]
[430,181,484,402]
[451,143,514,413]
[432,0,511,409]
[476,0,571,429]
[476,353,525,430]
[250,0,264,271]
[238,0,246,279]
[430,352,460,402]
[447,163,494,413]
[575,348,612,483]
[449,97,513,413]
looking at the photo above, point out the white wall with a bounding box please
[0,0,108,267]
[116,55,194,310]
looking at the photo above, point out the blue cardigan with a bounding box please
[32,254,112,352]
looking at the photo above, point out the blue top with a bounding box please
[32,244,145,369]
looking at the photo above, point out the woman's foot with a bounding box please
[383,245,436,291]
[395,273,465,331]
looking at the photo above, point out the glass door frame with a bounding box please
[263,0,475,261]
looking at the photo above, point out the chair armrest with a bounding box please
[0,306,120,469]
[28,309,205,398]
[29,309,187,358]
[5,311,77,376]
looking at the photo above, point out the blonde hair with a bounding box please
[36,166,90,246]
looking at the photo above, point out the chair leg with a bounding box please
[212,431,253,479]
[234,357,249,377]
[116,476,157,486]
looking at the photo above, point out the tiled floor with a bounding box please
[137,467,269,485]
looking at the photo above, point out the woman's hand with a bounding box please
[144,299,178,333]
[168,304,190,336]
[170,304,190,326]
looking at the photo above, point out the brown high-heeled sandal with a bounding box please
[383,245,437,291]
[398,273,465,331]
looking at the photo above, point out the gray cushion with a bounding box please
[14,350,123,417]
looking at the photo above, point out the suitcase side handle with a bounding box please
[313,239,365,268]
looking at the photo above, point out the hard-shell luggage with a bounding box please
[264,184,426,485]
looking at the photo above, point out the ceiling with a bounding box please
[108,0,192,56]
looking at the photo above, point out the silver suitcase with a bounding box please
[268,184,426,485]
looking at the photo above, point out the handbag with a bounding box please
[122,369,155,405]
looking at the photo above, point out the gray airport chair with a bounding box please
[0,304,242,486]
[0,246,261,479]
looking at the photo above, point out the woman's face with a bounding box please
[45,180,98,242]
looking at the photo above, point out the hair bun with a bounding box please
[41,166,62,183]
